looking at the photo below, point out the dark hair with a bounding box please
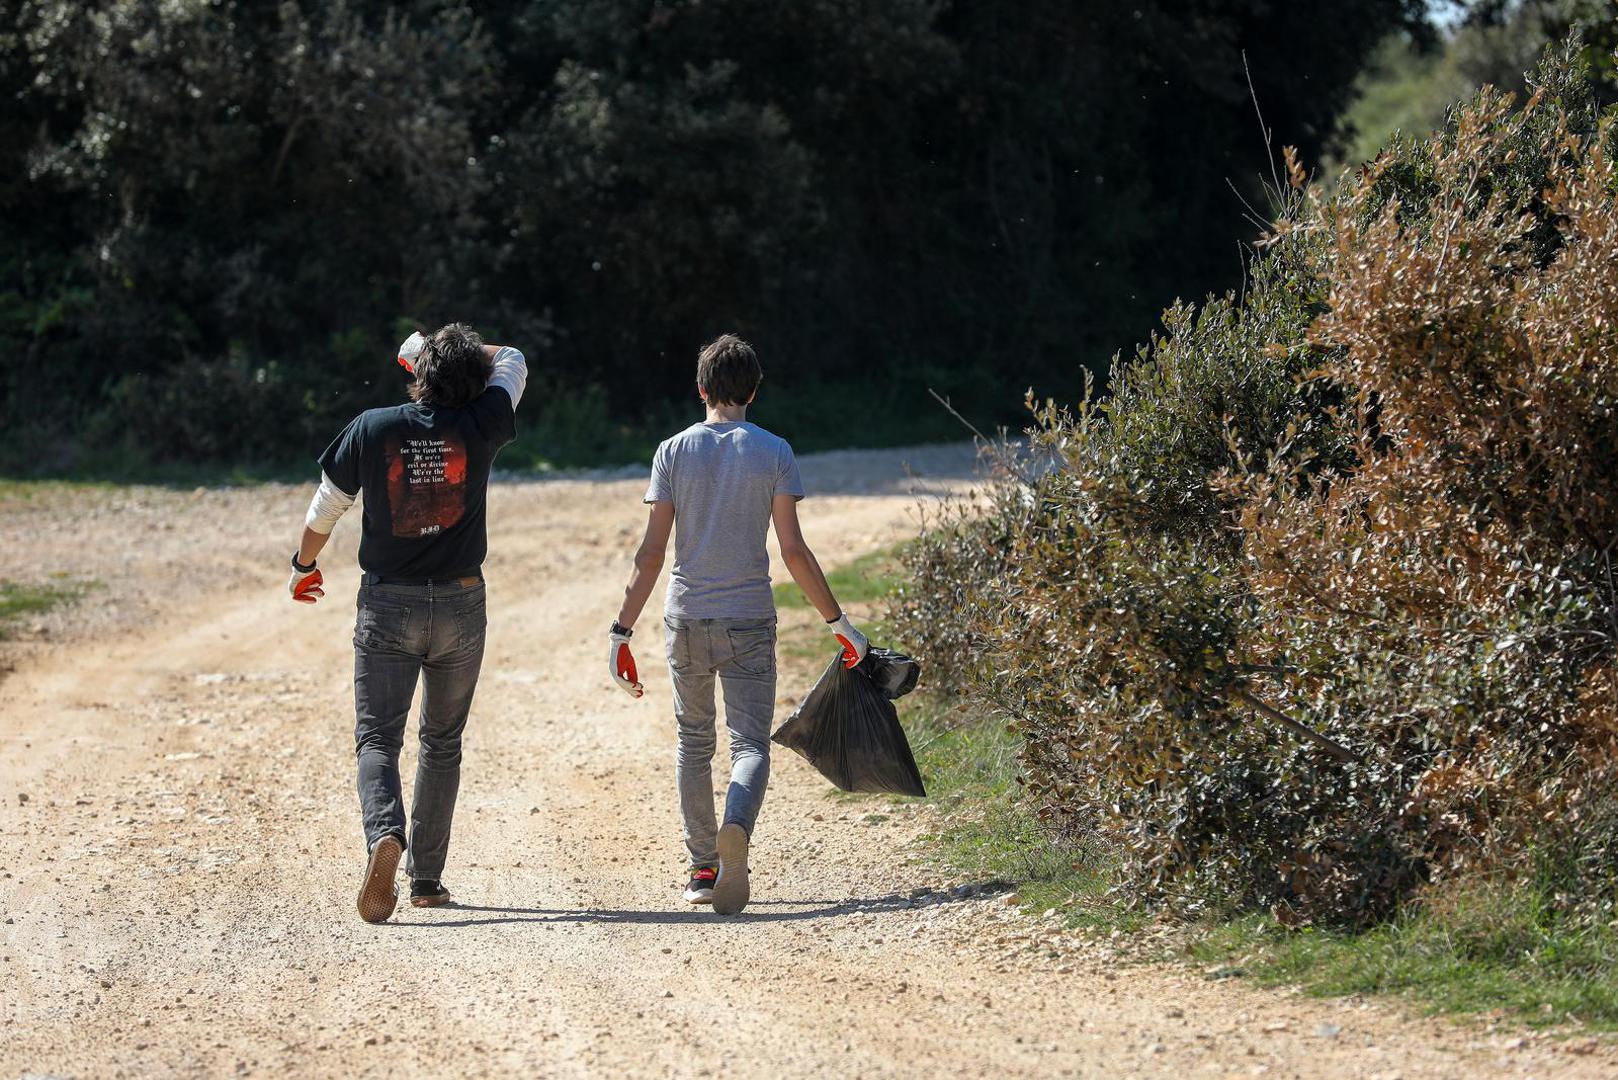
[696,334,762,407]
[409,323,490,408]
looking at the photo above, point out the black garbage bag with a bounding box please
[771,647,926,797]
[863,646,921,700]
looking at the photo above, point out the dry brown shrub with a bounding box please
[893,39,1618,925]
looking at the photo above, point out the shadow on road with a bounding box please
[392,888,992,929]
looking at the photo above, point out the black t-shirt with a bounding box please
[319,387,516,580]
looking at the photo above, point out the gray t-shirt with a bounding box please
[645,421,805,620]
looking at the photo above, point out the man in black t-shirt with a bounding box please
[287,323,527,923]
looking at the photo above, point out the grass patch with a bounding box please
[773,545,904,611]
[1191,878,1618,1030]
[0,579,93,637]
[777,630,839,667]
[0,478,116,502]
[905,698,1126,927]
[0,462,305,490]
[910,697,1618,1030]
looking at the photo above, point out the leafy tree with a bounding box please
[0,0,1426,472]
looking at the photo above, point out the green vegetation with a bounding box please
[779,38,1618,1024]
[0,479,111,502]
[906,701,1128,928]
[773,546,904,611]
[916,701,1614,1030]
[0,578,92,637]
[1,0,1423,479]
[1330,3,1616,174]
[774,546,903,668]
[1330,35,1480,172]
[876,36,1618,1030]
[1193,880,1618,1029]
[893,37,1618,927]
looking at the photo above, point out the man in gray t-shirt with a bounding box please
[644,420,805,619]
[607,334,870,916]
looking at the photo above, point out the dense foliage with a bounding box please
[1331,0,1618,173]
[0,0,1422,473]
[893,39,1618,926]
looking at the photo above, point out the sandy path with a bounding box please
[1,444,1611,1078]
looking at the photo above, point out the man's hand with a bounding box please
[289,554,324,604]
[397,331,426,374]
[609,622,644,698]
[827,612,869,669]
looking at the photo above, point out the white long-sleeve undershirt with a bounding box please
[489,345,527,409]
[303,472,356,534]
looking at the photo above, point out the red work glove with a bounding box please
[288,554,324,604]
[397,331,426,374]
[827,612,868,669]
[609,622,643,698]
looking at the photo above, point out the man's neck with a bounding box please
[705,404,747,423]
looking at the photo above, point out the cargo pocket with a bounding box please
[355,595,413,651]
[726,624,776,676]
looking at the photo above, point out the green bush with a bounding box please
[892,37,1618,926]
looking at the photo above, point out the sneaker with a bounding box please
[713,823,750,916]
[683,867,717,905]
[357,834,403,924]
[410,879,453,908]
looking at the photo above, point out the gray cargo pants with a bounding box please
[663,616,777,868]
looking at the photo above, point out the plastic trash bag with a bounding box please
[771,647,926,797]
[864,646,921,700]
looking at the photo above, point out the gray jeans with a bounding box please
[352,580,487,881]
[664,616,777,868]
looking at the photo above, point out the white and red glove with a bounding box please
[289,554,324,604]
[827,612,869,669]
[609,622,643,698]
[397,331,426,374]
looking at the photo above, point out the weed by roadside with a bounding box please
[773,546,904,612]
[1192,877,1618,1030]
[903,697,1131,931]
[0,578,96,638]
[0,464,303,491]
[0,478,115,502]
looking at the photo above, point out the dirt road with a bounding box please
[2,445,1610,1078]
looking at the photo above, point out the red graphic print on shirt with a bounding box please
[385,433,469,538]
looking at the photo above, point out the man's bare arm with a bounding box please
[771,493,842,621]
[773,494,869,666]
[616,501,676,629]
[296,526,331,568]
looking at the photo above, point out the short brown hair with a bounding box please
[696,334,762,406]
[409,323,491,408]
